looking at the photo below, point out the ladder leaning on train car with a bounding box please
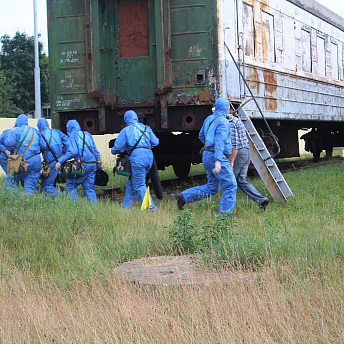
[224,42,294,202]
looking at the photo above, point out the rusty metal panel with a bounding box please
[168,0,217,102]
[47,0,98,113]
[113,0,157,105]
[118,1,150,57]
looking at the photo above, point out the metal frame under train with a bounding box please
[47,0,344,178]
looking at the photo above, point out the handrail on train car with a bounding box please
[224,42,281,157]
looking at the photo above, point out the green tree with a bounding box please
[0,70,23,117]
[0,32,49,115]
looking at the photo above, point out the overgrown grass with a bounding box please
[0,163,344,342]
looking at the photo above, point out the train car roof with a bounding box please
[287,0,344,32]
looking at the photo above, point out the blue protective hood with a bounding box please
[37,117,50,132]
[124,110,139,126]
[14,114,28,127]
[66,120,81,135]
[214,98,229,117]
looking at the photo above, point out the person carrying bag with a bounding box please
[4,114,44,195]
[114,126,147,177]
[37,117,68,196]
[111,110,159,210]
[55,120,102,203]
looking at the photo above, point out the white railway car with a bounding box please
[221,0,344,159]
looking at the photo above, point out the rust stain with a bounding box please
[263,70,277,94]
[199,89,211,102]
[259,0,270,14]
[247,68,260,96]
[265,95,277,111]
[118,1,149,57]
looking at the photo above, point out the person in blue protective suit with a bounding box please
[111,110,159,210]
[174,98,237,217]
[37,117,68,196]
[0,129,11,173]
[4,114,45,194]
[55,120,101,203]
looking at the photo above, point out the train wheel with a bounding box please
[173,162,191,179]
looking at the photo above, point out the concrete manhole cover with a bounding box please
[114,255,248,286]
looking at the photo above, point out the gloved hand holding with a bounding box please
[55,162,61,170]
[212,160,221,174]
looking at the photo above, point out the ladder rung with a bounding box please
[240,116,247,120]
[275,178,283,183]
[257,146,265,151]
[247,130,256,135]
[265,161,274,167]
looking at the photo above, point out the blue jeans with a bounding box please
[182,151,237,217]
[233,148,268,205]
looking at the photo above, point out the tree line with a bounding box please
[0,32,49,118]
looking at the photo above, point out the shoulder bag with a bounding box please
[74,133,108,186]
[114,126,147,177]
[7,128,34,174]
[59,132,86,178]
[40,130,54,178]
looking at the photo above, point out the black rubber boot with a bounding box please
[259,199,269,210]
[174,193,185,210]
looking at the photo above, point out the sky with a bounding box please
[0,0,343,54]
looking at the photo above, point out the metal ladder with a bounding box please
[224,42,293,201]
[237,107,294,201]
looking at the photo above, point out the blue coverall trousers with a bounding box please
[182,151,237,216]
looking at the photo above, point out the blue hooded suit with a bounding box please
[58,120,101,203]
[111,110,159,210]
[181,98,237,216]
[0,129,11,173]
[37,118,68,195]
[4,114,45,194]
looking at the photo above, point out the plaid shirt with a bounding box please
[230,116,249,150]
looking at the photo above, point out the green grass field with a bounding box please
[0,162,343,343]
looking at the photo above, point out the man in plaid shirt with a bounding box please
[229,113,269,210]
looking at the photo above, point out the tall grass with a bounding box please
[0,163,343,342]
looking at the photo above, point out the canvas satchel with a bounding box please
[59,132,86,178]
[40,130,53,178]
[59,159,85,178]
[114,154,132,176]
[7,128,34,174]
[114,125,147,177]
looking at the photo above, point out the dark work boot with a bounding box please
[174,193,185,210]
[259,199,269,211]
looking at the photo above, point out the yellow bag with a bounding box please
[7,154,29,174]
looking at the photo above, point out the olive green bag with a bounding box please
[7,128,34,174]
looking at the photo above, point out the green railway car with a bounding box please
[47,0,344,175]
[47,0,218,177]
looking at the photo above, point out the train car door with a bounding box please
[113,0,157,105]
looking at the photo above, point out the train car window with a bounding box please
[301,29,312,73]
[331,42,339,80]
[118,0,149,57]
[317,36,326,77]
[283,17,296,71]
[243,2,255,57]
[261,11,276,63]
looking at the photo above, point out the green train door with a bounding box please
[113,0,157,105]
